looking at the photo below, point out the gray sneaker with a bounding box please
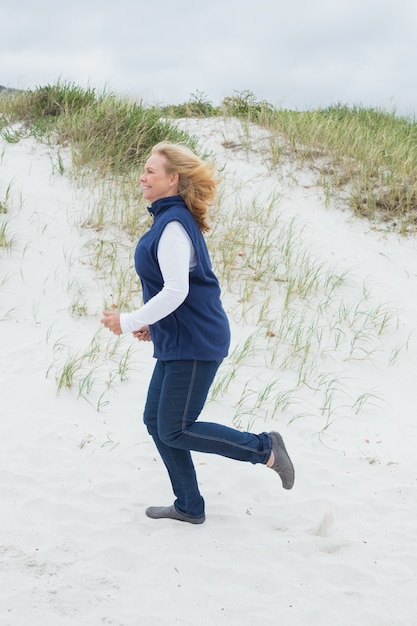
[146,504,206,524]
[269,432,295,490]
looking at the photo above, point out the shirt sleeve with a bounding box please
[119,221,194,334]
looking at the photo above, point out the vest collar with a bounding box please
[148,195,185,218]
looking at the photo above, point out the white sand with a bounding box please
[1,119,417,625]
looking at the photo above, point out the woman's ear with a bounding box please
[170,172,180,189]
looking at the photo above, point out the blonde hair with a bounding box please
[151,141,220,232]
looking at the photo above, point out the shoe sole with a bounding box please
[146,505,206,524]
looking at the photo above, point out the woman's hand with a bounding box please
[132,325,151,342]
[100,311,122,335]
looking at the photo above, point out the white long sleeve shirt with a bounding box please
[119,221,197,334]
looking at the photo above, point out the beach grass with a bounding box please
[163,90,417,234]
[0,82,195,175]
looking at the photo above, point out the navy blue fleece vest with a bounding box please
[134,195,230,360]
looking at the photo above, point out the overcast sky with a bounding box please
[1,0,416,116]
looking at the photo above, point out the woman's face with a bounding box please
[140,153,179,204]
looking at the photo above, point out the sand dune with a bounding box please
[1,119,416,625]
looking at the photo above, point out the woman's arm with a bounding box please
[101,221,195,335]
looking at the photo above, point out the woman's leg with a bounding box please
[144,359,293,520]
[144,360,206,518]
[157,360,272,464]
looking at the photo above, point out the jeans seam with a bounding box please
[183,430,267,456]
[181,359,198,431]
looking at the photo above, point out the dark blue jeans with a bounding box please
[143,359,272,518]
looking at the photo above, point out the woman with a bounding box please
[101,141,294,524]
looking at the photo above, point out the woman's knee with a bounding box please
[158,424,182,447]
